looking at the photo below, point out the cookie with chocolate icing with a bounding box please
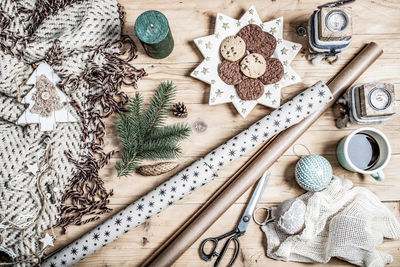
[236,78,264,100]
[218,60,243,85]
[237,24,277,58]
[237,24,264,51]
[255,31,277,58]
[259,58,284,85]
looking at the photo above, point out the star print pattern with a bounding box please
[190,5,302,118]
[42,82,332,267]
[92,233,99,240]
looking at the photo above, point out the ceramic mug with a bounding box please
[336,127,391,181]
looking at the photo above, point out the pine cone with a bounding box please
[172,102,188,118]
[137,162,179,176]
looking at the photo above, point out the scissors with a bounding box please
[199,171,271,267]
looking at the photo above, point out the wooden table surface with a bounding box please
[52,0,400,266]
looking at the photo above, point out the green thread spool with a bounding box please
[134,10,174,59]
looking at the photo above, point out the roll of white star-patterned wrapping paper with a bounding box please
[43,81,332,267]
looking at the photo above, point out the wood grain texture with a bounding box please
[51,0,400,266]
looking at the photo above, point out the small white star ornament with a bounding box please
[191,6,302,118]
[40,233,55,248]
[25,163,39,175]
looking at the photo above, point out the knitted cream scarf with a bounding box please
[0,0,145,265]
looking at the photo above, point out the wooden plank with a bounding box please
[103,110,400,157]
[118,0,400,63]
[119,59,400,107]
[51,0,400,266]
[98,153,400,204]
[54,202,400,266]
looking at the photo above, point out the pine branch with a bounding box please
[141,81,176,136]
[146,123,191,143]
[140,141,182,160]
[115,156,140,177]
[115,81,191,177]
[127,92,144,139]
[116,113,138,150]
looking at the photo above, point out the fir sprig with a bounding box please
[115,81,191,177]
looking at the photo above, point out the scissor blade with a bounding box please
[237,171,270,233]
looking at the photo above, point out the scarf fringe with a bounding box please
[56,35,146,231]
[55,4,147,231]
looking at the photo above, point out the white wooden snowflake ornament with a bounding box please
[190,6,302,118]
[17,63,77,131]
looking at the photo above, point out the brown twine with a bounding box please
[0,138,59,266]
[292,143,312,158]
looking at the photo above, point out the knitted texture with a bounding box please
[0,0,146,265]
[262,177,400,267]
[30,74,63,117]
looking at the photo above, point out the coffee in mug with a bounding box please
[347,133,380,170]
[336,127,391,181]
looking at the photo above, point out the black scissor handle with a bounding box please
[200,237,219,261]
[199,229,238,262]
[214,235,240,267]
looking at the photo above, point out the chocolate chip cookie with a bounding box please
[220,35,246,62]
[240,53,266,78]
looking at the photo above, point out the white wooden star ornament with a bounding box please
[16,63,77,131]
[190,6,302,118]
[40,233,55,248]
[25,163,39,175]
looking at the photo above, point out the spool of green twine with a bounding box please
[134,10,174,59]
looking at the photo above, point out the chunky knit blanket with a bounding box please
[0,0,145,265]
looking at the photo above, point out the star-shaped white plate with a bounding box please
[190,6,302,118]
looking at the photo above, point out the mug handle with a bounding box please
[371,170,385,181]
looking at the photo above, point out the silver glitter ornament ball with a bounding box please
[295,154,332,192]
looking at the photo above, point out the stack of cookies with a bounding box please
[218,24,284,100]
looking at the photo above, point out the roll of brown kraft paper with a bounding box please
[144,42,383,267]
